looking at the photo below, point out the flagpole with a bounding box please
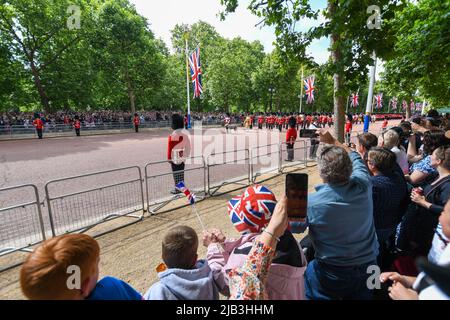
[364,51,377,133]
[184,35,191,129]
[191,204,205,231]
[299,66,304,113]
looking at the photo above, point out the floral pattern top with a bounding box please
[228,240,275,300]
[410,155,436,175]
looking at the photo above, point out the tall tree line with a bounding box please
[0,0,334,113]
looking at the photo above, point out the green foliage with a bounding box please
[380,0,450,108]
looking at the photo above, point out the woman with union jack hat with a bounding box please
[202,185,307,300]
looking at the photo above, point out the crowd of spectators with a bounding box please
[16,110,450,300]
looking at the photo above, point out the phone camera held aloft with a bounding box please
[285,173,308,221]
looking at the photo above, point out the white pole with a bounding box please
[364,51,377,132]
[185,37,191,129]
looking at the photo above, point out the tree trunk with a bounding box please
[30,61,50,112]
[329,1,345,142]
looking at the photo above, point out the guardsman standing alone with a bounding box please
[73,116,81,136]
[33,113,44,139]
[134,113,140,133]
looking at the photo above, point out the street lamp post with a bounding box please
[269,88,275,112]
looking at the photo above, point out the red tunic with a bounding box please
[33,119,43,130]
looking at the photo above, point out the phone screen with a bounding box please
[285,173,308,220]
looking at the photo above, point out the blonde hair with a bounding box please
[382,130,399,149]
[20,234,100,300]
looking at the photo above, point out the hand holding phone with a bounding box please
[285,173,308,221]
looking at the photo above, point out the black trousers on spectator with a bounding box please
[171,162,185,186]
[135,125,139,133]
[36,129,43,139]
[75,128,80,136]
[310,138,319,159]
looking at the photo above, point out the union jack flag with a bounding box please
[176,181,196,205]
[304,76,315,104]
[351,93,359,108]
[391,97,397,110]
[189,46,203,98]
[375,93,383,109]
[228,185,277,234]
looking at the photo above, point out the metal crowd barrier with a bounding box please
[207,149,251,196]
[144,156,206,214]
[250,144,281,183]
[279,140,308,173]
[0,184,46,258]
[44,166,145,237]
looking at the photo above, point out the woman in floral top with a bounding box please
[228,197,289,300]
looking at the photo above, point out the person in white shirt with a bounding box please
[380,129,409,174]
[380,199,450,300]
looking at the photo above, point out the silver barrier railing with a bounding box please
[44,166,145,237]
[250,144,281,184]
[0,184,46,258]
[279,140,308,172]
[144,157,206,214]
[207,149,251,196]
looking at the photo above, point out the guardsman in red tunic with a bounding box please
[257,115,264,130]
[73,116,81,136]
[33,113,44,139]
[134,113,140,133]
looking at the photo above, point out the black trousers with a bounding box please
[75,128,80,136]
[135,125,139,132]
[171,162,185,186]
[36,129,43,139]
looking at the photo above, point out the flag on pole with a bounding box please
[189,46,203,98]
[351,93,359,108]
[304,76,315,104]
[176,181,196,205]
[391,97,397,110]
[375,93,383,109]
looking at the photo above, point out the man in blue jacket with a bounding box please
[294,129,379,300]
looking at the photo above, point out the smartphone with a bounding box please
[285,173,308,220]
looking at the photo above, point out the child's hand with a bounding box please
[202,230,217,247]
[210,228,226,243]
[202,229,226,247]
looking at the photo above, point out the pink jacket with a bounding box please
[207,233,307,300]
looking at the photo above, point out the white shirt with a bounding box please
[414,244,450,300]
[391,146,409,174]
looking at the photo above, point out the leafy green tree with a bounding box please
[381,0,449,110]
[0,0,99,111]
[90,0,165,113]
[219,0,406,141]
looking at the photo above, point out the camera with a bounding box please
[299,129,319,139]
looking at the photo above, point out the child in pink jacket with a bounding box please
[203,185,307,300]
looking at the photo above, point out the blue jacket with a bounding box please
[143,260,219,300]
[307,152,379,266]
[87,277,142,300]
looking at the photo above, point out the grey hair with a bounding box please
[382,130,399,149]
[317,145,353,184]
